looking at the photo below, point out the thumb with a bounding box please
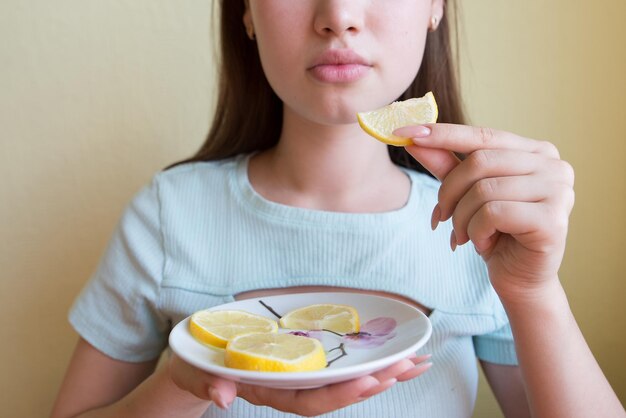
[208,378,237,410]
[404,144,460,181]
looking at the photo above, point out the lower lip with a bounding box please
[309,64,371,83]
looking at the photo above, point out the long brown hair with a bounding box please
[170,1,465,173]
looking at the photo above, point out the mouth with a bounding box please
[310,49,371,67]
[308,49,372,83]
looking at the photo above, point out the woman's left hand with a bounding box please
[234,355,431,416]
[397,123,575,303]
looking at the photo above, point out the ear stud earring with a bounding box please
[429,16,439,32]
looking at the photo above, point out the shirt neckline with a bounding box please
[231,153,423,228]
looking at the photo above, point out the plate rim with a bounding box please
[168,291,432,384]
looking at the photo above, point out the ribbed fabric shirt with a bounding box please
[69,153,517,417]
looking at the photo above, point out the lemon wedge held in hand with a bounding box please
[357,91,438,146]
[279,304,360,334]
[225,332,327,372]
[189,309,278,349]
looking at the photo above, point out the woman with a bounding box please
[51,1,624,417]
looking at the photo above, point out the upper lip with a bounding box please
[309,49,371,68]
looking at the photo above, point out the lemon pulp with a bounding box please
[279,304,360,334]
[189,309,278,349]
[357,91,438,146]
[225,332,327,372]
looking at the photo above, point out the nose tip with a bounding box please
[314,3,363,37]
[318,24,358,37]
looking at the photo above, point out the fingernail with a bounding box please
[393,125,431,138]
[360,375,380,391]
[356,375,382,400]
[408,352,430,360]
[450,230,457,252]
[358,376,382,401]
[209,388,228,410]
[381,378,397,387]
[417,362,433,370]
[430,204,441,231]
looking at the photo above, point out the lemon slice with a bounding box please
[224,332,327,372]
[357,91,438,146]
[279,304,360,334]
[189,310,278,349]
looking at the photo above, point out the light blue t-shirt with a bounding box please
[70,154,517,417]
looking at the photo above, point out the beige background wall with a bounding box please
[1,1,624,416]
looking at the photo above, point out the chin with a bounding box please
[286,83,411,126]
[311,108,361,126]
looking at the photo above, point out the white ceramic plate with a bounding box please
[169,292,431,389]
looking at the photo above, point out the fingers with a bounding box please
[400,124,562,184]
[399,123,574,260]
[208,379,238,410]
[239,375,380,416]
[360,355,432,396]
[357,377,397,399]
[404,145,460,181]
[296,375,383,412]
[449,174,552,246]
[396,123,560,159]
[168,353,237,409]
[369,355,430,382]
[467,199,570,257]
[444,155,574,251]
[327,357,427,398]
[434,149,547,222]
[370,358,416,382]
[396,355,433,382]
[237,355,432,416]
[354,358,412,399]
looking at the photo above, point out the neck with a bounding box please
[248,108,410,213]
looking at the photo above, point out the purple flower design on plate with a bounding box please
[287,330,324,339]
[342,317,397,348]
[287,318,396,349]
[259,300,398,367]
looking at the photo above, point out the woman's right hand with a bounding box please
[168,352,432,415]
